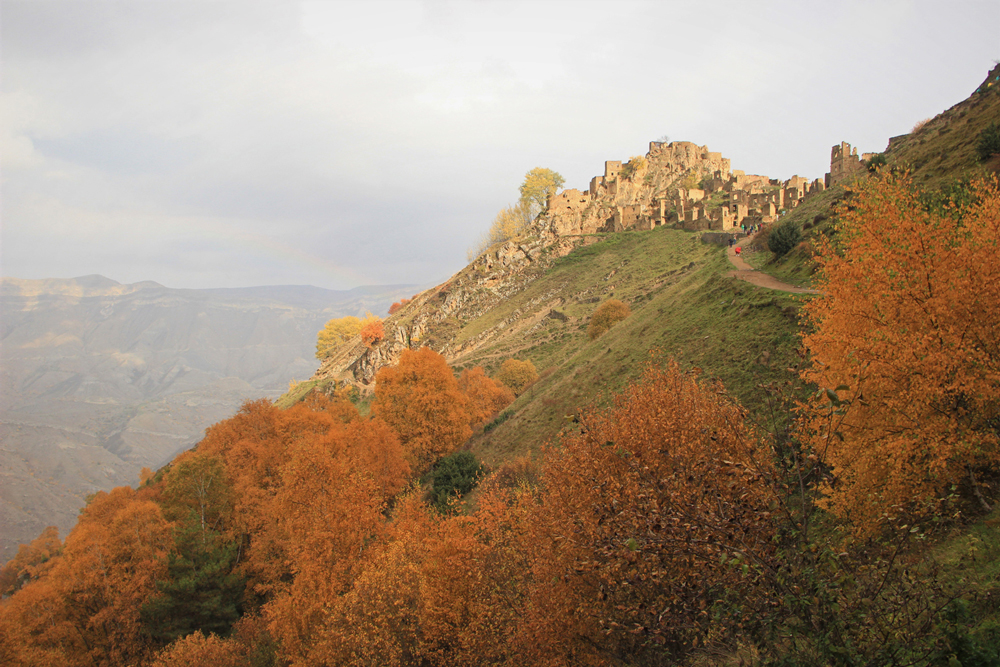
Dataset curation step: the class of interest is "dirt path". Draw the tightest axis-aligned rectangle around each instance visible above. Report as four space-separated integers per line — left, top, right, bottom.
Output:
726 235 820 294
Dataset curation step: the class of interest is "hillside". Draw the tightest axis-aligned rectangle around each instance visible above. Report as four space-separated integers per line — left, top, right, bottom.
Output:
0 276 416 560
749 63 1000 286
4 65 1000 667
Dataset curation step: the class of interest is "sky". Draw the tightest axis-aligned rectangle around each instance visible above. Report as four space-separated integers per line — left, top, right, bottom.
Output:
2 0 998 291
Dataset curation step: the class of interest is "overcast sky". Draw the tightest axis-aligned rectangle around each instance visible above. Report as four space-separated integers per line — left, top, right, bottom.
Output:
2 0 998 290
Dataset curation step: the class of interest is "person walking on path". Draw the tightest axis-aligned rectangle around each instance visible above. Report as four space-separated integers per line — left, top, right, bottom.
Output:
726 236 819 294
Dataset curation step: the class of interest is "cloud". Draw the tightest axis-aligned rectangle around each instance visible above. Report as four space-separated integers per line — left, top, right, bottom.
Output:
2 0 999 289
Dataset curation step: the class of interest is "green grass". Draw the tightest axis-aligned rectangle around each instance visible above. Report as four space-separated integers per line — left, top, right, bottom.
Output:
454 226 810 467
746 185 847 288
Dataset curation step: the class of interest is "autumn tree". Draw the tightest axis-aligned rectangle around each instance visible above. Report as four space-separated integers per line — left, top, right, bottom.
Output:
519 166 565 214
0 526 62 596
467 200 534 260
801 175 1000 532
373 347 472 475
360 316 385 348
150 631 248 667
519 361 776 663
494 358 538 395
75 489 176 664
587 298 631 339
316 315 362 358
619 155 647 180
458 365 515 428
388 298 411 315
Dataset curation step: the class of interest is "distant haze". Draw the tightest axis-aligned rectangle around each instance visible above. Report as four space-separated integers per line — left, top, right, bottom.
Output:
3 0 999 290
0 275 417 560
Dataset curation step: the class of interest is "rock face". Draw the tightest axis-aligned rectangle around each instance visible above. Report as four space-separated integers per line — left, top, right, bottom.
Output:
313 235 581 389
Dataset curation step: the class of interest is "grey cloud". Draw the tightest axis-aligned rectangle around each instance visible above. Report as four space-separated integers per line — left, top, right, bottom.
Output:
3 0 1000 291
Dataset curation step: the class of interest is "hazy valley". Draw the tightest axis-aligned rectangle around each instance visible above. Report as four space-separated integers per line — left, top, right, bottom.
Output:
0 275 417 559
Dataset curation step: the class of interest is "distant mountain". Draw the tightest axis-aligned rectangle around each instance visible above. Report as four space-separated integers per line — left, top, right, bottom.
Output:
0 275 418 559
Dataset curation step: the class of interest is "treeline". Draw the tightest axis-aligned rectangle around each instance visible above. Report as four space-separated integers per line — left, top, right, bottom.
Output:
2 176 1000 666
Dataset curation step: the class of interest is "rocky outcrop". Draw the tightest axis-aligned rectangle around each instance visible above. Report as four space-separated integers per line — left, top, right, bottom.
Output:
312 235 581 390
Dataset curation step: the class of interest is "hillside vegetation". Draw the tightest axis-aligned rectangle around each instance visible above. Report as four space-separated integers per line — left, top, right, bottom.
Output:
4 67 1000 667
750 63 1000 288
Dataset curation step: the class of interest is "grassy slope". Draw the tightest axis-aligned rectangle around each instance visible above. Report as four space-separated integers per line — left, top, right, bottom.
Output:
750 72 1000 289
448 226 808 467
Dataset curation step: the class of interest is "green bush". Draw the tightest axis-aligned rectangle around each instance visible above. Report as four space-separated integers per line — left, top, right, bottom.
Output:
431 451 484 513
767 219 803 257
587 299 631 340
976 122 1000 161
866 153 887 173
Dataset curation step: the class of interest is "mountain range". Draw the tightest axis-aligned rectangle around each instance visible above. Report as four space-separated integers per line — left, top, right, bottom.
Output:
0 275 417 559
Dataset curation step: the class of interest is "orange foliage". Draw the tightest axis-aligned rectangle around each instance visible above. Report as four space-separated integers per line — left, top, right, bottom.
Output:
801 175 1000 531
0 526 61 596
301 388 360 423
264 437 387 662
458 366 515 428
418 486 534 665
361 317 386 347
373 347 472 475
388 298 411 315
520 362 775 661
150 631 247 667
306 496 431 666
0 486 174 667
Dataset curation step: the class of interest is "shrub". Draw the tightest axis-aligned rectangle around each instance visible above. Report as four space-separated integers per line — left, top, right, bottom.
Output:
458 367 515 428
801 175 1000 533
388 298 410 315
360 318 385 348
619 155 646 180
587 299 630 340
976 122 1000 161
767 219 802 257
431 451 484 512
865 152 887 173
495 359 538 395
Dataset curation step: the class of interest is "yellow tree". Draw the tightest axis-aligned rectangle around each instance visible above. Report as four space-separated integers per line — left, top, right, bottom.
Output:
519 167 565 214
316 315 363 358
801 175 1000 532
494 358 538 395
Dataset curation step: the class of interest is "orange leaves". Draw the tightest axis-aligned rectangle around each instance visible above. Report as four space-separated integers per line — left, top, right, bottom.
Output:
458 366 515 428
522 361 775 661
388 298 411 315
801 175 1000 532
0 526 61 596
373 347 472 475
361 316 386 348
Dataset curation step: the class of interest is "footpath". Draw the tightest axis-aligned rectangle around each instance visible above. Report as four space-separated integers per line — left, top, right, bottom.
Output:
726 235 820 295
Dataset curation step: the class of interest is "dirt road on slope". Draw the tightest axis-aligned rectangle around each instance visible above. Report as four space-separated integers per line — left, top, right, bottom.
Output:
726 236 820 295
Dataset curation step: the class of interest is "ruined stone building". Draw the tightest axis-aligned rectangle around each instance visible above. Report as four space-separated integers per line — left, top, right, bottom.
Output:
542 139 868 238
825 141 876 187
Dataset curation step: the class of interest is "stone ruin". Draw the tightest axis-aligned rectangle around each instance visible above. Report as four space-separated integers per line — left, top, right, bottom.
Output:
541 139 865 238
825 141 876 187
